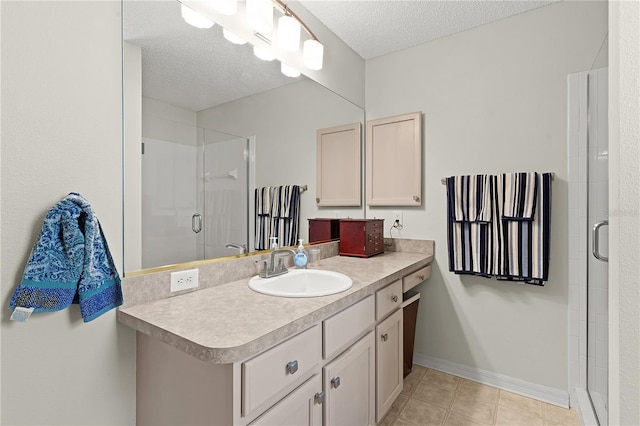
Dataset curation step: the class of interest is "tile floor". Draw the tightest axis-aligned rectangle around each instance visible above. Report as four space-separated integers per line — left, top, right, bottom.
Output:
381 365 581 426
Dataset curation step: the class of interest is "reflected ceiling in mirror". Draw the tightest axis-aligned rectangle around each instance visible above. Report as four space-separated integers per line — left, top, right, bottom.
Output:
123 0 302 112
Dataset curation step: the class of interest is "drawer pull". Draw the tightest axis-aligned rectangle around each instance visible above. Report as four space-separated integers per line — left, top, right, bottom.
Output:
331 377 341 389
381 333 388 342
315 391 325 404
392 295 398 303
418 274 424 281
286 360 299 375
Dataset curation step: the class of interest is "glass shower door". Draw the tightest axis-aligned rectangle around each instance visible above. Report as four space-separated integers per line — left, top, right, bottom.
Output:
586 67 608 425
197 128 250 260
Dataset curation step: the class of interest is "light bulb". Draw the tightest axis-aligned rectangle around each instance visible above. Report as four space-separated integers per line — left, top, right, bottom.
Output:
277 15 301 52
253 46 276 61
303 39 324 70
247 0 273 34
180 4 215 29
281 63 301 78
223 28 247 45
213 0 236 15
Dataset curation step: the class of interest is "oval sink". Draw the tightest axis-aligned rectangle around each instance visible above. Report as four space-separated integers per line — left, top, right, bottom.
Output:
248 269 353 298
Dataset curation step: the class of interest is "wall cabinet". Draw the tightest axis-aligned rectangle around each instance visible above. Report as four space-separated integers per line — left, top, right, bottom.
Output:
316 123 361 206
366 112 422 206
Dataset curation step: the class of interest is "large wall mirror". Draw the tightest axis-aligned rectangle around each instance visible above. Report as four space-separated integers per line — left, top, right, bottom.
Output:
122 0 365 275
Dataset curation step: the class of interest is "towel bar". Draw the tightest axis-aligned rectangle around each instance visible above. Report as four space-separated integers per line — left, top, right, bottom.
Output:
440 172 555 185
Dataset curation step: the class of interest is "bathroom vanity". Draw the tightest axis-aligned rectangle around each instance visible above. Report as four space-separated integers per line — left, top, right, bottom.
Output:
117 240 433 425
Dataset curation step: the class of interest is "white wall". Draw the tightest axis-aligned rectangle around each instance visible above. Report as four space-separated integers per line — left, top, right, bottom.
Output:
197 79 365 243
365 0 607 394
1 2 135 424
608 1 640 424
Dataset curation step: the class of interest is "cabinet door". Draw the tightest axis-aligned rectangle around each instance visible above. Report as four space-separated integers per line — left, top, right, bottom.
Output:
366 112 422 206
323 331 375 426
250 375 323 426
376 309 403 422
316 122 362 206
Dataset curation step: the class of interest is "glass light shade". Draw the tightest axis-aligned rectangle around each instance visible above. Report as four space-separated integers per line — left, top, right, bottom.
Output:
223 29 247 45
213 0 237 15
277 15 301 52
281 63 301 78
303 39 324 70
247 0 273 34
253 46 276 61
180 4 215 29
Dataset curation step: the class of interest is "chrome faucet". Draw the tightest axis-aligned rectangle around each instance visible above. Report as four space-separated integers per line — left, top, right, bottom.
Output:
225 242 247 254
257 248 296 278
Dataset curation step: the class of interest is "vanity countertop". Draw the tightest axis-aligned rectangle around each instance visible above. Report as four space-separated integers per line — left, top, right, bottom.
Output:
117 250 433 364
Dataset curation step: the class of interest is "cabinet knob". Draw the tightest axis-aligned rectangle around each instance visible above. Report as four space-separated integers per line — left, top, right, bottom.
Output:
413 195 420 202
315 391 325 404
381 333 389 342
418 274 424 281
331 377 341 389
316 198 320 203
286 360 299 375
392 295 399 303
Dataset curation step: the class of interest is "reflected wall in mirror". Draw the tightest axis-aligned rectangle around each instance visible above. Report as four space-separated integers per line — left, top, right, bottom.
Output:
123 0 365 275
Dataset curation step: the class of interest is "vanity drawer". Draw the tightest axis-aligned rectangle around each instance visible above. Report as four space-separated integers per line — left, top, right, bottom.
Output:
323 295 375 359
403 265 431 293
376 280 403 321
242 325 321 417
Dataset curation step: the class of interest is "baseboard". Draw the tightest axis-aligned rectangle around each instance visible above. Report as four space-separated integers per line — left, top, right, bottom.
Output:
413 352 570 408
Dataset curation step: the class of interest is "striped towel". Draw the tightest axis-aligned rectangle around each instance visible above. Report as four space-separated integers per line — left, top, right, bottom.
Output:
502 172 538 220
495 173 552 285
254 185 302 250
446 175 493 277
254 186 273 250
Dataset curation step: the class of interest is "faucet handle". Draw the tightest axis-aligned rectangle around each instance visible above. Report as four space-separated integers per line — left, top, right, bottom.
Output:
255 260 268 277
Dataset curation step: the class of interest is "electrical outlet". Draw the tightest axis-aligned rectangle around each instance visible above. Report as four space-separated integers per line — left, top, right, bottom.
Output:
393 211 403 227
170 269 199 292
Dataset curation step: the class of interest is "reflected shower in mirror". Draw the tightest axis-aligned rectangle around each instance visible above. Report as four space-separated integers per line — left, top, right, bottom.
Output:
123 0 365 275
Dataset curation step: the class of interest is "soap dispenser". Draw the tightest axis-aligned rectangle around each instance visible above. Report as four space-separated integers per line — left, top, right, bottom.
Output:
294 239 308 269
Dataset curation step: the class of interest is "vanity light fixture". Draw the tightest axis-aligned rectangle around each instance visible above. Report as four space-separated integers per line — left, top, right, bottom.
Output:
223 28 247 45
277 14 301 52
180 3 215 29
180 0 324 73
213 0 237 16
253 46 276 61
281 62 301 78
247 0 274 34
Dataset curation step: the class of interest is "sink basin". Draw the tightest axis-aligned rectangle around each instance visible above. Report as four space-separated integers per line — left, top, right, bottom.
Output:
248 269 353 298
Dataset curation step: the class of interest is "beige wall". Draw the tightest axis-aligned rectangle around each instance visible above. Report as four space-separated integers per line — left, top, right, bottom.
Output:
1 2 135 424
608 1 640 424
365 1 608 392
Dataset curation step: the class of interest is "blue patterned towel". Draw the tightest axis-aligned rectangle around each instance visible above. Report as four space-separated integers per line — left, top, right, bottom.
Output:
9 193 123 322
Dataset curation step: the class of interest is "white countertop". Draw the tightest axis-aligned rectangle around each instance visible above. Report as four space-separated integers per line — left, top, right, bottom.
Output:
117 250 433 364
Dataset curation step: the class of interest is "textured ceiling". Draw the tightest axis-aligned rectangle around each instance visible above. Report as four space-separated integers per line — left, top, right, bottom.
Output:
300 0 557 60
123 1 299 112
123 0 557 112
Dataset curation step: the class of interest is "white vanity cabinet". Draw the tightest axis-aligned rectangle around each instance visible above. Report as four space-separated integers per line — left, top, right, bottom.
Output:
133 261 431 426
250 375 323 426
376 309 403 421
375 279 404 423
323 331 375 426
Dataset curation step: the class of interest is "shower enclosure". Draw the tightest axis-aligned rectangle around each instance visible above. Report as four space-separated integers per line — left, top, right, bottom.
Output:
141 126 252 269
568 67 608 425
